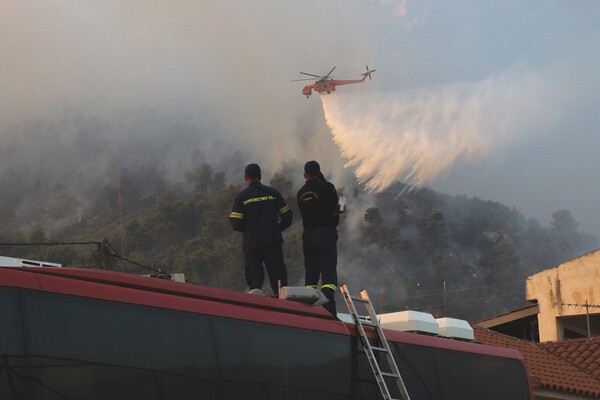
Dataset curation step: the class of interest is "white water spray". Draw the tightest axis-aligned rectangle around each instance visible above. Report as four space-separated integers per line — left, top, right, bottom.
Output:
322 71 549 192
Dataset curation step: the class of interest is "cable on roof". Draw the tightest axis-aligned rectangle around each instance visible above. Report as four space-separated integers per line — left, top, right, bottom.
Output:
561 302 600 309
410 291 524 310
0 240 197 284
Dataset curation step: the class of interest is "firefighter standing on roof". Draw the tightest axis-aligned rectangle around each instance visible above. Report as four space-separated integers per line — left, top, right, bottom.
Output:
229 163 292 297
297 160 339 316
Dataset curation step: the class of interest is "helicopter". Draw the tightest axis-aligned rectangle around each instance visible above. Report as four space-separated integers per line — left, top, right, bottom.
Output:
293 65 376 98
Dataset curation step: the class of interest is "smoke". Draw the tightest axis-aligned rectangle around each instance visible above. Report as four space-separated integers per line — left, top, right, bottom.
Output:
321 68 551 192
0 1 357 224
1 1 599 237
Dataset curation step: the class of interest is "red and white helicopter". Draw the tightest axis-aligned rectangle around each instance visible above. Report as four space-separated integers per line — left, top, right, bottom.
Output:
293 65 376 98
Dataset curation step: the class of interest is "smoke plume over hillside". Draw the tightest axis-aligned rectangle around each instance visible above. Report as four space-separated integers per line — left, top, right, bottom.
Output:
1 1 599 237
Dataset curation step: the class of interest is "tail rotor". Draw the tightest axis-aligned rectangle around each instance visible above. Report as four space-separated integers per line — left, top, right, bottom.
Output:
363 65 376 80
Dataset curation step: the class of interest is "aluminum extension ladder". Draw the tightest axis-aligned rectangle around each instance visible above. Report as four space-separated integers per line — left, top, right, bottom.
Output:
340 285 411 400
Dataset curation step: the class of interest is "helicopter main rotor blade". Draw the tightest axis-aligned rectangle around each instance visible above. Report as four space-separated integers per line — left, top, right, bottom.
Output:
291 78 318 82
325 66 336 78
299 72 323 78
331 69 360 77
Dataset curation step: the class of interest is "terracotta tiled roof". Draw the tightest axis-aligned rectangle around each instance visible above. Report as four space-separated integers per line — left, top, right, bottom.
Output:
543 337 600 381
474 326 600 397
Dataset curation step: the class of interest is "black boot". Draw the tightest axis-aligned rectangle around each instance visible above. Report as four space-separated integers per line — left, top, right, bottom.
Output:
321 288 337 317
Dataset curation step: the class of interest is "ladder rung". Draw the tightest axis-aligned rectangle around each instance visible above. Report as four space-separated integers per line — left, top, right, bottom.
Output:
358 346 386 354
351 296 369 303
371 345 388 352
380 371 398 378
360 320 379 328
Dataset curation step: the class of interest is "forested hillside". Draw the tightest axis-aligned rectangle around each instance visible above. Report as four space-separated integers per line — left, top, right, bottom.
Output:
1 162 597 320
0 111 597 321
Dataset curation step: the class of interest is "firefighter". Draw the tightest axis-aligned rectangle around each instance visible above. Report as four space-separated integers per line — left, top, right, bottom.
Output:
229 163 292 297
297 160 339 316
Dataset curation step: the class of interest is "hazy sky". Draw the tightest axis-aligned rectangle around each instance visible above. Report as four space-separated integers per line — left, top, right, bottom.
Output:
1 1 599 236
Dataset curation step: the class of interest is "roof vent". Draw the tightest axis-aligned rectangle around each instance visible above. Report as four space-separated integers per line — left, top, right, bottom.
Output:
436 317 474 341
279 286 329 306
0 256 62 268
378 310 440 335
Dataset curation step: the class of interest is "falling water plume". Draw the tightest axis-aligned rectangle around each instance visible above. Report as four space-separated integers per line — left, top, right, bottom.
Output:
321 72 547 192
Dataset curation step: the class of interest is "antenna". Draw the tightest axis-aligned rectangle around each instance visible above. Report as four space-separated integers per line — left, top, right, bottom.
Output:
560 300 600 338
117 170 126 259
443 281 447 316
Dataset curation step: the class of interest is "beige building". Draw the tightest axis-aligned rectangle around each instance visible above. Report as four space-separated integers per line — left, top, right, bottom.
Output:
526 249 600 342
476 249 600 398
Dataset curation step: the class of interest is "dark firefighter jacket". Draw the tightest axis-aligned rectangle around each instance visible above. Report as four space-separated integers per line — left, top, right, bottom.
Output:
297 179 339 230
229 181 293 250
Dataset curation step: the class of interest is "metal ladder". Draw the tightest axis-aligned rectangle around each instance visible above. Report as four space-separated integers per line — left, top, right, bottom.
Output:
340 285 411 400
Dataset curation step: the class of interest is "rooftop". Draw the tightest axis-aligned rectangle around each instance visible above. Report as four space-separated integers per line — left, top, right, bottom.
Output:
543 337 600 381
474 326 600 397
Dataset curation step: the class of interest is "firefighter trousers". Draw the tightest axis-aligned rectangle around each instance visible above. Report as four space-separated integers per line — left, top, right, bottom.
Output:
243 245 288 297
302 226 338 315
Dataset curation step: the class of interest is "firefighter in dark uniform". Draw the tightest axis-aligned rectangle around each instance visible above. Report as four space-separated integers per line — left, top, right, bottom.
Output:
229 163 293 297
297 160 339 316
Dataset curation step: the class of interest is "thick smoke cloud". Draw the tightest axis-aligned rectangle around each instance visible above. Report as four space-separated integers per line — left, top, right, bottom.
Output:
1 0 600 237
0 1 373 179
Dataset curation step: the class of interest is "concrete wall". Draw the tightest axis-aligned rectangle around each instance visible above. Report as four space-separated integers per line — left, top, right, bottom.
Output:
526 249 600 342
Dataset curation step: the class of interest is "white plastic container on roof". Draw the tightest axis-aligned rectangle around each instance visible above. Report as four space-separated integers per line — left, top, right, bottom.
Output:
378 310 440 335
436 317 474 341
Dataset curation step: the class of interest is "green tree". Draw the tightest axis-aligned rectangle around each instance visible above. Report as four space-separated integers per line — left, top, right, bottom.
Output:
29 226 47 243
420 211 448 255
193 164 214 198
363 207 383 245
270 172 298 218
42 246 80 266
551 209 578 234
551 209 581 256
